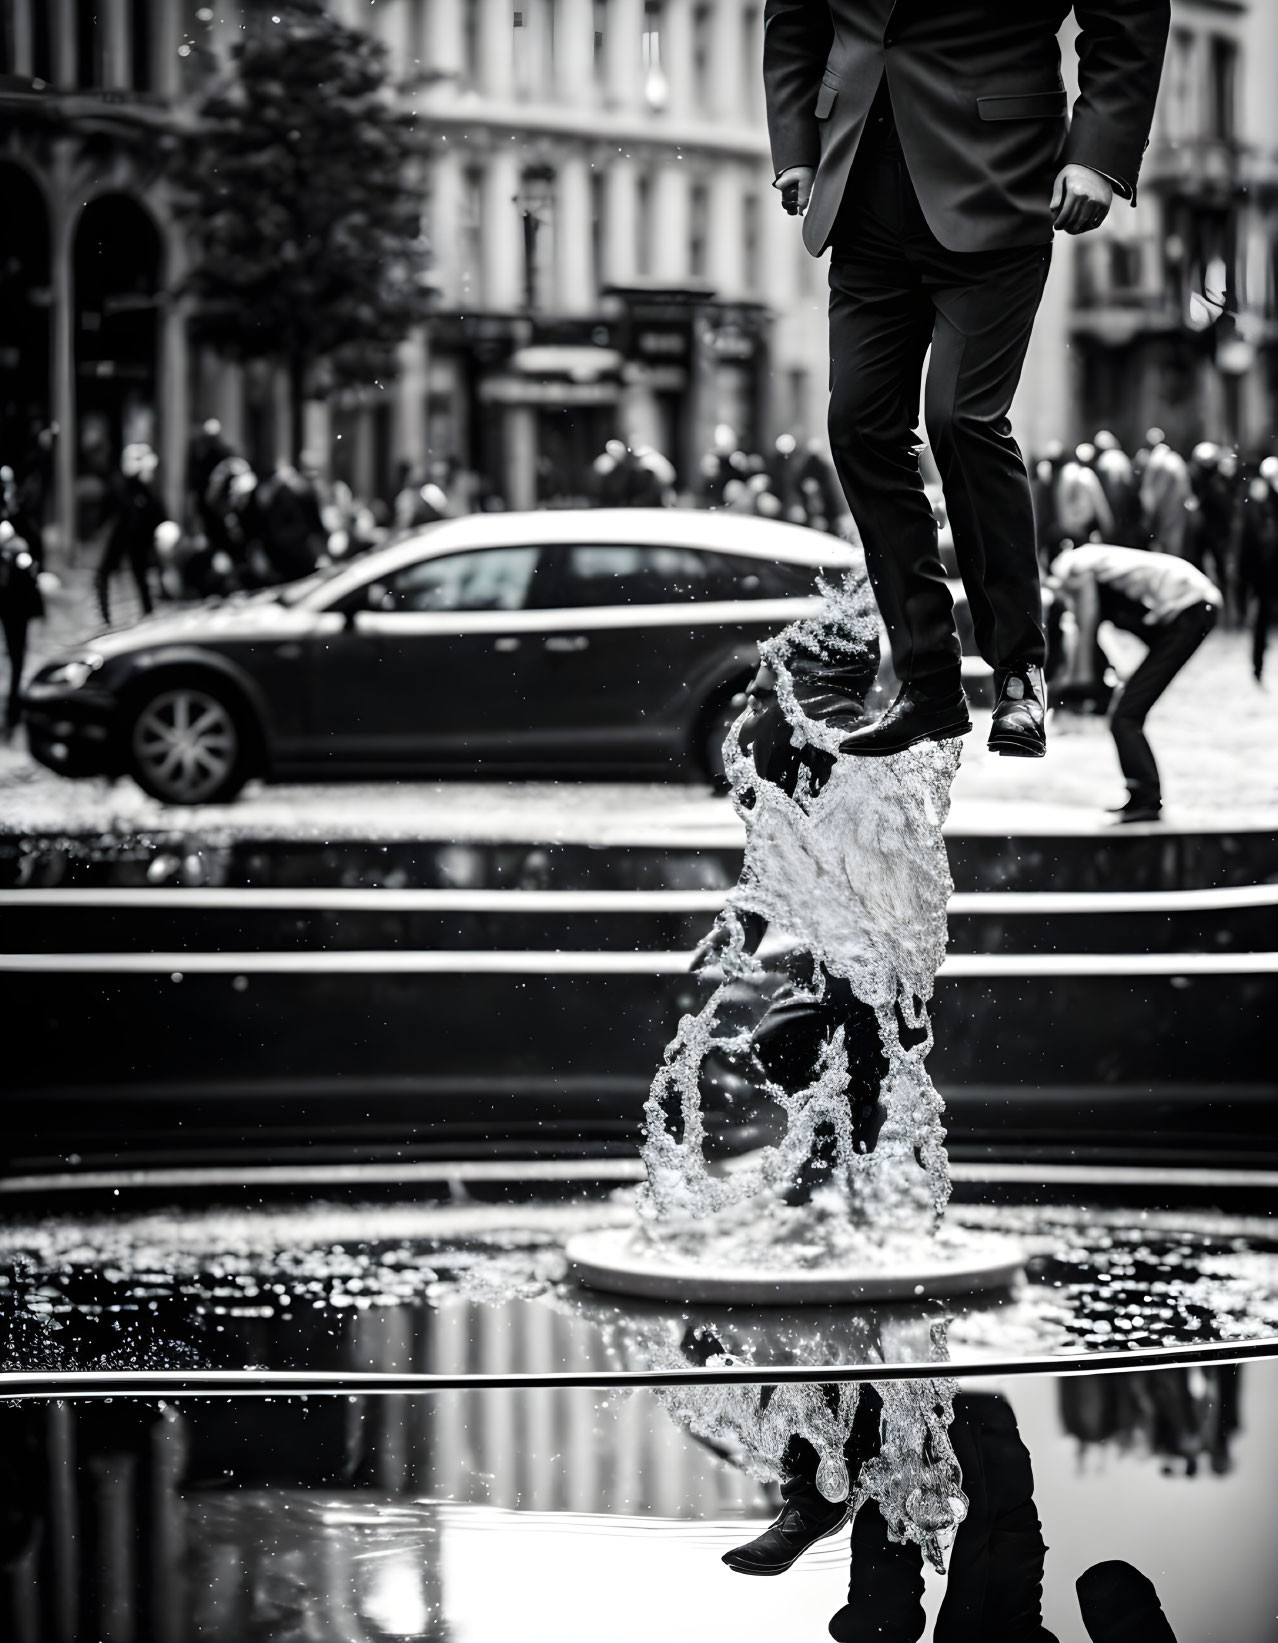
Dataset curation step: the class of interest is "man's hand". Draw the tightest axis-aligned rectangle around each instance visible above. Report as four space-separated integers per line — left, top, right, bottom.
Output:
1051 164 1113 234
774 166 816 216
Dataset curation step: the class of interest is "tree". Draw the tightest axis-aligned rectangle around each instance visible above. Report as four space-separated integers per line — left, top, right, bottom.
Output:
170 1 431 462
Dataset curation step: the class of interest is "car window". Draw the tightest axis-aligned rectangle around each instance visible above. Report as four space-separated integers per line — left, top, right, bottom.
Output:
360 546 541 613
538 544 726 607
722 554 819 598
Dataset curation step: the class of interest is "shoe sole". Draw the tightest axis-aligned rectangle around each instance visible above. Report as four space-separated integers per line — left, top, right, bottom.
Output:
721 1509 852 1575
838 721 972 758
987 735 1046 758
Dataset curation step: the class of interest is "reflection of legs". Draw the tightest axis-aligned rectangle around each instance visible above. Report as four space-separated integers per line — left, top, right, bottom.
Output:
828 1389 926 1643
924 250 1050 673
827 258 958 691
1076 1561 1177 1642
1110 605 1215 807
935 1394 1057 1643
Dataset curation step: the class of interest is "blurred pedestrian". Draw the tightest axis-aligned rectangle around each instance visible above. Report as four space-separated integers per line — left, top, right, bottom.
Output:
253 458 328 583
1240 459 1278 683
0 464 46 733
1051 542 1221 822
1092 431 1143 547
1055 446 1114 546
1139 440 1194 557
95 443 165 624
591 439 675 506
185 417 233 531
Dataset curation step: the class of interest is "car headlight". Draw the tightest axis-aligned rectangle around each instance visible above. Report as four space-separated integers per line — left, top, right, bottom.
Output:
42 654 104 690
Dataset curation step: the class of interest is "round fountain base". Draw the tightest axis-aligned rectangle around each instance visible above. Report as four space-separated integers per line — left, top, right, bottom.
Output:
566 1226 1025 1305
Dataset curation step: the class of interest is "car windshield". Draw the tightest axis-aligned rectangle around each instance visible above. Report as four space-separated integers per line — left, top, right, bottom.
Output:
272 560 361 607
273 525 444 606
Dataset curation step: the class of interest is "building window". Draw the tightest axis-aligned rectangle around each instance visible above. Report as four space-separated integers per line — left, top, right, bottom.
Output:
593 0 607 81
1165 27 1193 143
1109 241 1143 297
787 367 809 434
32 4 54 82
460 165 485 302
1208 35 1237 142
130 0 154 92
463 0 482 86
636 174 653 276
518 165 557 309
741 5 759 106
407 0 429 70
513 4 530 99
643 0 668 110
742 190 760 291
689 182 708 280
692 3 712 108
590 171 605 296
76 0 105 88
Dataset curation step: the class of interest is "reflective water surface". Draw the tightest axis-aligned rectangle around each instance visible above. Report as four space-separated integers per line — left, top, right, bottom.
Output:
2 1196 1277 1377
2 1360 1275 1641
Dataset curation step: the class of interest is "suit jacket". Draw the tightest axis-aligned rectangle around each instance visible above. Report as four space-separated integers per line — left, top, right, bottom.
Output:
763 1 1170 256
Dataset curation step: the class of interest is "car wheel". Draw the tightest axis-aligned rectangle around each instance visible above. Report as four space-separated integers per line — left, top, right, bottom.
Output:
699 688 749 789
127 681 249 805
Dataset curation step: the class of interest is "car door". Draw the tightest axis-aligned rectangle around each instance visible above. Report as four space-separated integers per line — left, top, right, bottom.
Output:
305 544 547 769
516 542 759 767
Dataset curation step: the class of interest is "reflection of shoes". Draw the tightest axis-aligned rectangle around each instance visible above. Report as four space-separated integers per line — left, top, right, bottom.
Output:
722 1498 850 1575
988 662 1046 757
837 683 970 757
1108 797 1162 824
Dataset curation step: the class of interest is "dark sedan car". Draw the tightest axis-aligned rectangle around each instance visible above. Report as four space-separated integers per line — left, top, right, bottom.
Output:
25 509 871 804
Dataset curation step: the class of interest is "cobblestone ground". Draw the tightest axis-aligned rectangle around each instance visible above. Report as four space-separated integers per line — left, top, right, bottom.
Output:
2 560 1275 833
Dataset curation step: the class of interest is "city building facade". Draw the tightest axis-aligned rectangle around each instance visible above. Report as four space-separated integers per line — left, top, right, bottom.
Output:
1014 0 1278 458
0 0 830 539
1 0 1274 548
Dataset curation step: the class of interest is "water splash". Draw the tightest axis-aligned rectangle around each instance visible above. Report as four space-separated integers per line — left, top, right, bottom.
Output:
634 562 969 1559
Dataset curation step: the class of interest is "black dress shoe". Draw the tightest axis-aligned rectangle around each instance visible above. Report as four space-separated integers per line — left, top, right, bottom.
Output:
837 683 970 757
1108 796 1162 824
721 1496 850 1575
988 663 1046 757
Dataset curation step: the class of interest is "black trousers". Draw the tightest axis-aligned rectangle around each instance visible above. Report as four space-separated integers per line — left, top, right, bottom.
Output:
784 1391 1057 1643
1110 601 1216 806
95 532 154 625
827 143 1051 689
1 610 29 724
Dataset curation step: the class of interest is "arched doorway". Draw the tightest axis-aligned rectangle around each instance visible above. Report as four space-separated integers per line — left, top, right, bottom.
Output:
0 163 52 509
73 193 162 529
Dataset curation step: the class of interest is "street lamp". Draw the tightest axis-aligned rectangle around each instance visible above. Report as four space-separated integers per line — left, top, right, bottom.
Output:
514 165 556 312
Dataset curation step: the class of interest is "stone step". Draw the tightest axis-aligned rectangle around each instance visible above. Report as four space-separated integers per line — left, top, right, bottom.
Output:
1 884 1274 955
3 812 1277 893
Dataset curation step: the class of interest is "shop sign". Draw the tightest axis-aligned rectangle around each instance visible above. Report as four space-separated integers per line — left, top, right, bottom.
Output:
636 329 689 359
479 376 619 406
702 324 755 360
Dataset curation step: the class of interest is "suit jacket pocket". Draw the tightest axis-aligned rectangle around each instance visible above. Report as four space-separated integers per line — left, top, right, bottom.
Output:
977 90 1068 121
815 80 837 120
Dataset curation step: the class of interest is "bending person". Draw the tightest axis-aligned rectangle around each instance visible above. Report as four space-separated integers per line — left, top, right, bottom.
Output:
1050 544 1220 823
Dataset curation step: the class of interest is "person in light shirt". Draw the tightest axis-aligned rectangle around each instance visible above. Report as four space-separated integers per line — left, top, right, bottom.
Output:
1050 542 1221 822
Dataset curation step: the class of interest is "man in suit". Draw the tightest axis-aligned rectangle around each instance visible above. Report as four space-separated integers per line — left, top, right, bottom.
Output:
764 2 1170 756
